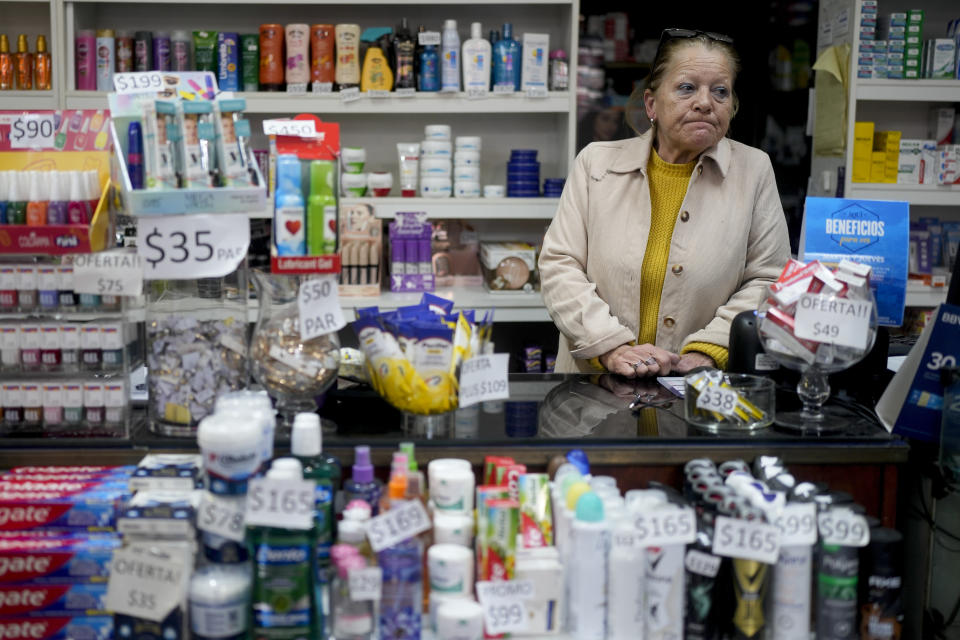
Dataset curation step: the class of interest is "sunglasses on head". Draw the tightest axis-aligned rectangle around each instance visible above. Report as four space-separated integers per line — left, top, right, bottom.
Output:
655 28 735 63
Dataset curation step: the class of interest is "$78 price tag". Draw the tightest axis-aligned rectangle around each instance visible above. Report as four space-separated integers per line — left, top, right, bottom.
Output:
348 567 382 601
633 507 697 547
775 503 818 546
244 477 315 530
695 382 739 417
457 353 510 408
197 492 247 542
712 515 781 565
818 508 871 547
298 275 346 341
9 113 56 149
365 499 431 553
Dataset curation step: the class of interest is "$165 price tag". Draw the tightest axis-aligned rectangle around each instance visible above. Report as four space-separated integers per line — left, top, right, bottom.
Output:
197 492 247 542
458 353 510 408
9 113 56 149
712 515 781 564
137 214 249 280
298 275 346 341
695 383 739 417
633 507 697 547
244 477 315 530
775 503 818 546
818 508 870 547
365 499 431 553
348 567 382 601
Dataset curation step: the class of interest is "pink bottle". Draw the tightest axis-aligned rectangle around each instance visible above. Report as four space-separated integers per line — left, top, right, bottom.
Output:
67 171 90 224
75 30 97 90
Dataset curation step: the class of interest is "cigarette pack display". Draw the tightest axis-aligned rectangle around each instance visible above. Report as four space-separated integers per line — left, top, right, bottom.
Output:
0 536 119 581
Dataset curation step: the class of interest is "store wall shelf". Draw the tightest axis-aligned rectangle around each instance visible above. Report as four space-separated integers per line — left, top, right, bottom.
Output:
846 183 960 207
342 197 559 220
905 282 948 308
0 91 59 110
65 0 572 3
856 79 960 102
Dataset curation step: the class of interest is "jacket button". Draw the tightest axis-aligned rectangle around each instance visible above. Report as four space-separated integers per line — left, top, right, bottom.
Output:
680 210 690 222
698 166 703 175
664 316 676 328
672 265 683 275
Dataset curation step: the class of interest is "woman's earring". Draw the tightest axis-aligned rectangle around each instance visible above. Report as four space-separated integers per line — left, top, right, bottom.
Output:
649 117 655 125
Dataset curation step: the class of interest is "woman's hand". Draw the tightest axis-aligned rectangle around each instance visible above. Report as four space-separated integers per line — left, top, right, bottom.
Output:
599 344 680 378
673 351 716 374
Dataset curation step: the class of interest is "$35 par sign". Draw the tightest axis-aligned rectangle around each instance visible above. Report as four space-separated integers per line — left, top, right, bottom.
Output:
137 214 249 280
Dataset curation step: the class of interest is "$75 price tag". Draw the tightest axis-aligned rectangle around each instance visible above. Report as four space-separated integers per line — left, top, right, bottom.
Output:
348 567 382 601
105 544 191 622
244 477 315 530
9 113 56 149
633 507 697 547
695 382 739 417
775 503 818 546
71 250 144 297
476 580 534 635
365 499 431 553
458 353 510 408
197 492 247 542
818 508 871 547
298 275 346 341
137 214 249 280
712 515 781 565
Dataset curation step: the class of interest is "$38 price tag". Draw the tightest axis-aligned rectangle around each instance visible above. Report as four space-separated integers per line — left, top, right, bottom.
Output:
476 580 534 635
712 515 781 564
9 113 56 149
775 503 818 546
633 507 697 547
818 508 871 547
348 567 382 601
365 499 431 553
794 293 873 351
197 492 246 542
244 477 315 530
458 353 510 408
298 275 346 341
113 71 165 94
695 382 739 417
105 544 191 622
262 119 316 138
71 250 144 297
137 214 249 280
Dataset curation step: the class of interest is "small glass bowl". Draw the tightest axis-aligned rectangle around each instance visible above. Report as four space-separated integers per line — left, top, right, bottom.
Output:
684 372 775 432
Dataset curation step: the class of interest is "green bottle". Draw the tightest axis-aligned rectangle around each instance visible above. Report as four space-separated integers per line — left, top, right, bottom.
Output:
6 171 27 225
251 459 319 640
306 160 337 256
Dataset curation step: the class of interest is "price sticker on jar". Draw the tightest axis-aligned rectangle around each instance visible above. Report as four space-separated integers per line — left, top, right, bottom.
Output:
711 515 781 565
458 353 510 408
197 492 247 542
793 293 873 350
137 214 249 280
775 503 818 546
365 499 432 552
9 113 56 149
297 274 346 341
818 507 871 547
695 382 739 417
244 477 315 530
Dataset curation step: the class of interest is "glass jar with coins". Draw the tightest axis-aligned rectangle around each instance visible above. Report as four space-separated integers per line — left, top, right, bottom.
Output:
249 270 340 430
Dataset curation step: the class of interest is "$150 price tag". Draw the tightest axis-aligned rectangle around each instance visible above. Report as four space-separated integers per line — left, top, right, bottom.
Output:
298 275 346 341
105 544 191 622
262 119 317 138
633 507 697 547
114 71 165 94
775 503 818 546
794 293 873 351
365 499 431 553
9 113 56 149
244 477 315 530
71 250 144 297
818 508 871 547
197 492 247 542
712 515 781 564
458 353 510 408
348 567 382 601
695 383 739 417
137 214 249 280
476 580 534 635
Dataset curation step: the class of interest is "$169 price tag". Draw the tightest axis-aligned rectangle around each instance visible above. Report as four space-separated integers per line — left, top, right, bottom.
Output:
365 499 431 553
348 567 382 601
298 275 346 341
818 508 870 547
695 383 739 417
9 113 56 149
244 477 315 530
775 503 818 546
458 353 510 408
712 515 781 564
633 507 697 547
197 492 247 542
137 214 249 280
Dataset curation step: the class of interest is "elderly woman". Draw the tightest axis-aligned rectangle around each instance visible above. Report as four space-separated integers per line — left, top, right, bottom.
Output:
540 29 790 377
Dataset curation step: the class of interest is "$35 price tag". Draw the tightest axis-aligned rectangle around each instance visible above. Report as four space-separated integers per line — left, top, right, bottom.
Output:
244 477 315 530
137 214 249 280
197 492 246 542
818 508 871 547
476 580 534 635
712 515 781 564
9 113 56 149
298 275 346 341
633 507 697 547
105 544 191 622
348 567 382 601
458 353 510 408
695 382 739 417
365 499 431 553
775 503 818 546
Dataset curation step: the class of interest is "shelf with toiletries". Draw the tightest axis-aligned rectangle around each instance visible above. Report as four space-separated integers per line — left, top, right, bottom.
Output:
0 0 59 108
0 90 58 110
340 197 559 220
905 280 948 307
846 182 960 206
856 78 960 102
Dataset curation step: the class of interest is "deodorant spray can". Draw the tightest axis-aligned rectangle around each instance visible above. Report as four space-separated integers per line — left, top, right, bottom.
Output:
645 544 685 639
860 528 903 639
816 543 859 639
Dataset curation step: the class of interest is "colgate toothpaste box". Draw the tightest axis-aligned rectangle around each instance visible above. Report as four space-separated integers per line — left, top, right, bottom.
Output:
5 467 135 477
0 583 108 616
0 616 112 640
0 537 117 582
0 484 130 532
0 480 130 495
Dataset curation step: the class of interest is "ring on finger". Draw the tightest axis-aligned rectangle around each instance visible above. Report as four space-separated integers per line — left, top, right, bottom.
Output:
631 361 641 372
643 357 657 366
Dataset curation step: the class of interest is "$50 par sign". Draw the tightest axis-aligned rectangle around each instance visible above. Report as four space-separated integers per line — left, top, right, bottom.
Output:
137 214 249 280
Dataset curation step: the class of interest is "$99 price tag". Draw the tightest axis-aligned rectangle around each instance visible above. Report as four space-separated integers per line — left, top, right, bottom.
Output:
197 492 247 542
348 567 382 602
633 507 697 547
818 508 871 547
775 503 818 546
476 580 534 635
695 382 739 417
458 353 510 408
712 515 781 564
244 477 315 530
365 499 432 553
298 275 346 341
9 113 56 149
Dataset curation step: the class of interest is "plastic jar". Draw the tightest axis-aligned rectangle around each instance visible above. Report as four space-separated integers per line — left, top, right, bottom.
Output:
425 124 452 140
454 165 480 182
189 564 252 640
454 150 480 166
197 413 263 495
454 136 481 151
341 172 367 197
483 185 505 198
454 181 480 198
421 177 452 198
422 140 453 157
367 172 393 197
341 147 366 173
421 157 452 177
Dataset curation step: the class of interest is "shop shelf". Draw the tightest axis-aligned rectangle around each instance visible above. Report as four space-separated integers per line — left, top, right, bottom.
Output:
0 90 58 110
65 0 572 4
341 197 559 220
905 281 948 308
855 79 960 103
845 183 960 207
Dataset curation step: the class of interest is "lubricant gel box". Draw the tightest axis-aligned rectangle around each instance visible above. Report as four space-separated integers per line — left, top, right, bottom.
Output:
0 616 112 640
0 583 109 615
0 536 118 583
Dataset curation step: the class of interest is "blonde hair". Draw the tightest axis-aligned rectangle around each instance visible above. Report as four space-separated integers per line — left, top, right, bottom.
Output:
626 35 741 136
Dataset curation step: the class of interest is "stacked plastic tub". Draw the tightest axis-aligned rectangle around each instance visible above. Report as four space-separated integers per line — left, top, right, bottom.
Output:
507 149 540 197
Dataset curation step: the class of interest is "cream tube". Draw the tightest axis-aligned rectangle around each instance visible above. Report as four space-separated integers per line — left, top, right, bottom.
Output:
180 101 214 188
215 98 253 186
284 24 309 84
334 24 361 87
397 142 420 197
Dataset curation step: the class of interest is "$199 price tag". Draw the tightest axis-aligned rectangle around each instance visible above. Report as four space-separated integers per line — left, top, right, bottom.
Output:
712 515 781 564
818 508 871 547
197 492 247 542
775 503 818 546
298 275 346 341
244 477 315 530
365 500 431 553
633 507 697 547
458 353 510 408
348 567 382 602
9 113 56 149
114 71 165 94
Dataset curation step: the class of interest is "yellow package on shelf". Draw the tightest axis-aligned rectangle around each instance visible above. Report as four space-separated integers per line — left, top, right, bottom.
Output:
874 130 902 184
852 121 875 183
870 151 887 183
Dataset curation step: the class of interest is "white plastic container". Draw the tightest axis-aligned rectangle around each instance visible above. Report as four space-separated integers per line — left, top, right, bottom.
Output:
483 185 505 198
428 459 475 513
428 544 474 597
455 136 482 151
197 413 262 495
421 177 452 198
454 165 480 182
569 493 609 640
425 124 452 141
515 546 565 635
367 171 393 197
189 564 252 640
341 172 367 197
461 22 491 95
433 512 474 547
607 523 644 640
454 150 480 166
441 20 461 92
422 140 453 157
341 147 366 173
454 181 480 198
420 157 453 177
436 599 484 640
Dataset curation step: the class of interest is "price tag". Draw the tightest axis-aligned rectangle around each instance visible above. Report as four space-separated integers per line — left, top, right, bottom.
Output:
367 90 390 98
71 250 144 297
298 274 346 340
348 567 382 601
465 88 488 100
418 31 441 46
794 293 873 350
197 492 246 542
312 82 333 94
263 119 317 138
9 113 56 149
818 508 871 547
244 477 315 530
458 353 510 408
286 83 308 94
712 515 781 564
633 507 697 547
695 382 739 417
476 580 534 635
395 88 416 97
775 503 818 546
525 86 548 98
137 213 249 280
685 549 722 578
113 71 165 94
611 529 635 550
365 499 432 553
105 544 191 622
493 84 515 94
340 87 361 103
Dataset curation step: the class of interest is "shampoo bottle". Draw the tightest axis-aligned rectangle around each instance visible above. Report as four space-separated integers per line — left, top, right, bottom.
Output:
307 160 337 255
440 19 460 92
360 34 393 92
274 154 306 256
285 24 310 85
492 23 521 90
393 18 415 90
14 34 32 90
0 35 12 90
334 24 361 89
462 22 491 94
418 44 439 92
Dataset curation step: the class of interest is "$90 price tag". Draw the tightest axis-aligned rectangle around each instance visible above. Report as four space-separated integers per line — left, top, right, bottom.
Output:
298 275 346 341
137 214 250 280
365 499 431 553
818 508 871 547
244 477 315 530
458 353 510 408
197 492 247 542
9 113 56 149
775 503 818 546
105 544 191 622
695 383 739 417
633 507 697 547
712 515 781 564
348 567 382 601
113 71 165 94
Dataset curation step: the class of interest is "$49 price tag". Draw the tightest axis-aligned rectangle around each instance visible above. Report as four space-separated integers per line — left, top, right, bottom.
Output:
197 492 247 542
114 71 165 94
137 214 249 280
476 580 534 635
695 383 739 417
794 293 873 351
365 499 431 553
348 567 382 601
633 507 697 547
712 515 781 564
818 508 871 547
298 275 346 341
458 353 510 408
775 503 818 546
244 477 315 530
9 113 56 149
105 544 191 622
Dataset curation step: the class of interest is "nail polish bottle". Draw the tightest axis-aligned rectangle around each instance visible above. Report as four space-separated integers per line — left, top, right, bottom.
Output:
63 381 83 426
40 323 61 371
79 291 100 309
83 381 104 428
100 322 123 369
0 266 18 310
0 325 18 371
19 323 40 371
59 324 79 372
25 171 49 226
37 265 59 311
21 381 41 429
2 382 22 429
57 265 77 310
80 323 101 371
67 171 90 225
42 382 63 430
46 172 70 225
17 265 37 312
104 380 125 427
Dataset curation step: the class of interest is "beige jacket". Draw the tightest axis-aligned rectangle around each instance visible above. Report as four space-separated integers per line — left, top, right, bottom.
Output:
539 130 791 374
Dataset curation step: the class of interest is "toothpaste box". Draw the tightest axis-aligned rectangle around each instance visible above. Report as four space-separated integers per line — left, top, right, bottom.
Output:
117 491 200 539
0 583 109 616
128 455 203 493
6 467 135 477
0 616 112 640
930 39 957 78
0 489 126 532
0 536 118 583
